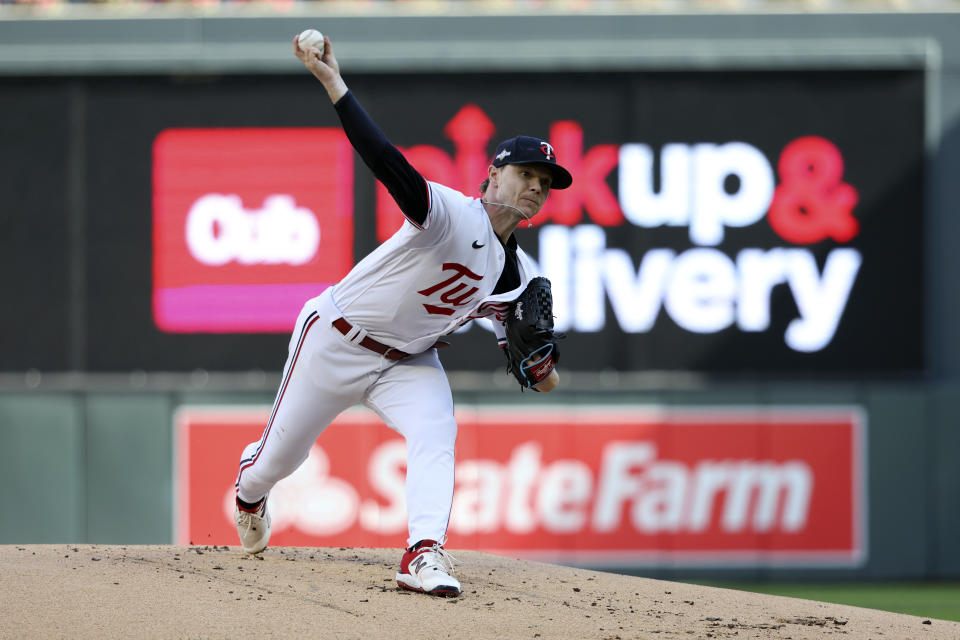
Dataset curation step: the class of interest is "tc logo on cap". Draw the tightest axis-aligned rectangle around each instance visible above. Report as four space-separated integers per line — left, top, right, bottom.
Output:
489 135 573 189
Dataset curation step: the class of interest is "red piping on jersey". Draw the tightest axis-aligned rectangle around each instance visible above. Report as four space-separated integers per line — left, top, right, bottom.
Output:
404 214 425 231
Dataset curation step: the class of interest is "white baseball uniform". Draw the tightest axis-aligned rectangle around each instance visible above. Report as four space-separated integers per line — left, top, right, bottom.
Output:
235 180 538 546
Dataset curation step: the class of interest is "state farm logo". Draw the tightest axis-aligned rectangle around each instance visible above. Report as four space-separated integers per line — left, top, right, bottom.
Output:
179 406 865 567
224 438 813 538
377 106 864 353
152 128 354 333
186 194 320 266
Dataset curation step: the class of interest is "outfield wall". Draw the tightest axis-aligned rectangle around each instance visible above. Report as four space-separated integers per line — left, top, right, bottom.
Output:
2 383 957 581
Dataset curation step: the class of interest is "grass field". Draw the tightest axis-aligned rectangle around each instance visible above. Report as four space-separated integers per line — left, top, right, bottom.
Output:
697 582 960 622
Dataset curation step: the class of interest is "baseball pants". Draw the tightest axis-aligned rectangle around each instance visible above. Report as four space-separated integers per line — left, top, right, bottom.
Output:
235 289 457 547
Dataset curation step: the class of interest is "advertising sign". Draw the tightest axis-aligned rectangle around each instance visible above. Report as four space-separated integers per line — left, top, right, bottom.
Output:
379 108 874 358
28 68 916 373
152 128 355 332
176 404 866 567
136 70 923 373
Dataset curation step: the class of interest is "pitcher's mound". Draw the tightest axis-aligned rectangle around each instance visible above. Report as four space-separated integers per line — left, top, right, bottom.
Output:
3 545 956 639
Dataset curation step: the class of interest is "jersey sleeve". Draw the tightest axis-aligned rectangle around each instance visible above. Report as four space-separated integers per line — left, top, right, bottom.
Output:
334 91 430 227
414 180 468 242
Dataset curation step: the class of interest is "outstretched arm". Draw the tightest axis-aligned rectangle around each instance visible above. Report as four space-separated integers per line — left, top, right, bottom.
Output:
293 33 429 226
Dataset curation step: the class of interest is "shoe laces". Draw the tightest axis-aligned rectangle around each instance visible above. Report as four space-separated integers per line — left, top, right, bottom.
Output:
236 511 260 537
420 542 459 575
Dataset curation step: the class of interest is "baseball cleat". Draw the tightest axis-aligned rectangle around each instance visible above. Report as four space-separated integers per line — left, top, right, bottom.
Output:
396 540 462 597
234 496 271 554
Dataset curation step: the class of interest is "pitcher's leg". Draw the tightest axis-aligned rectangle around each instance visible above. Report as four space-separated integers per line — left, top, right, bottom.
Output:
364 349 457 548
235 309 365 504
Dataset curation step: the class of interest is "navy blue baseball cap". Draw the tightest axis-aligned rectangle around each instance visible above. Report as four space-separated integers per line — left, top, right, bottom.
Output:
491 136 573 190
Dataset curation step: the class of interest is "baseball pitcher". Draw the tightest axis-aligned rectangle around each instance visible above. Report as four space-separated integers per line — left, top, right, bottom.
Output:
232 31 572 597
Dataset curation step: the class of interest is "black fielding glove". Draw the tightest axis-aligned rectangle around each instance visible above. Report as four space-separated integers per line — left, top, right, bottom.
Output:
503 277 563 390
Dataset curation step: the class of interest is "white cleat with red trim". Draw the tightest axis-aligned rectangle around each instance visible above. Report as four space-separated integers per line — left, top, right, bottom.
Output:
396 540 461 597
234 496 271 554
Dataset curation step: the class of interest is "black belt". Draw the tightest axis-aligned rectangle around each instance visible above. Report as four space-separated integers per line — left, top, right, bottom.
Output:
332 317 411 361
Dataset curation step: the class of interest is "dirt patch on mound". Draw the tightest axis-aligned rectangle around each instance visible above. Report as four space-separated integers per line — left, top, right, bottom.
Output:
2 545 955 639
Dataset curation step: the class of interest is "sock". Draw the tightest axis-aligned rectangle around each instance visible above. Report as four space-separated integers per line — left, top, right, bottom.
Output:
236 496 264 513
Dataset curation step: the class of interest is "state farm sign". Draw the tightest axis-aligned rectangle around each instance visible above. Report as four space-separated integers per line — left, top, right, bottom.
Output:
152 128 355 333
176 405 866 567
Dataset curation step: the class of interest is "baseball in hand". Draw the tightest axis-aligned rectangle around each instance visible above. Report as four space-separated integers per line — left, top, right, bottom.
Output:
298 29 325 55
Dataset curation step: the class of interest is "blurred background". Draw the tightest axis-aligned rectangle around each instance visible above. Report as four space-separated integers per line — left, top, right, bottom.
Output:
1 0 958 621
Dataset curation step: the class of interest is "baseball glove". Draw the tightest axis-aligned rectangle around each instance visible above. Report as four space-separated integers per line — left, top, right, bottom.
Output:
503 277 563 390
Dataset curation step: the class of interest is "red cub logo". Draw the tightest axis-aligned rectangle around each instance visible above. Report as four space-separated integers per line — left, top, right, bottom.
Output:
152 127 355 334
417 263 483 315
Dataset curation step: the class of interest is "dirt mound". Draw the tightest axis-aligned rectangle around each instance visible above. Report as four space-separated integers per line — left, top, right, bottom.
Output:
3 545 956 639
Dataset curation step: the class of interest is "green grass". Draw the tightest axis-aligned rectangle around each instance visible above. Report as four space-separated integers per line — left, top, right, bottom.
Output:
690 582 960 622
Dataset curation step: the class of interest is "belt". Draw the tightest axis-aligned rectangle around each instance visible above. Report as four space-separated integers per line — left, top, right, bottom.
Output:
332 317 411 361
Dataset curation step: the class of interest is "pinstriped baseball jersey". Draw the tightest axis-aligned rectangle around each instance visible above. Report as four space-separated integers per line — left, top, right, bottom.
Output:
234 55 571 562
329 181 539 354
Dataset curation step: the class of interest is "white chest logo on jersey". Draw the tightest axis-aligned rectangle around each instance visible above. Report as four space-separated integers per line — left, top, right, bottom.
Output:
417 263 484 316
514 302 524 320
